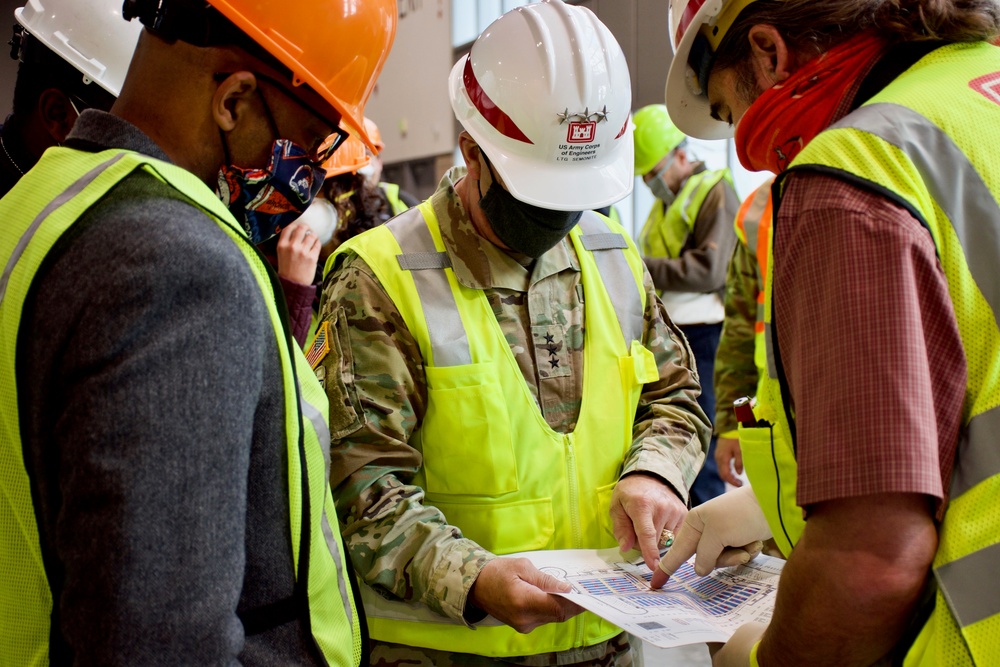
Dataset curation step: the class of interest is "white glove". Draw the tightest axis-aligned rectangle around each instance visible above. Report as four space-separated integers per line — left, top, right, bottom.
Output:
655 485 772 581
712 621 768 667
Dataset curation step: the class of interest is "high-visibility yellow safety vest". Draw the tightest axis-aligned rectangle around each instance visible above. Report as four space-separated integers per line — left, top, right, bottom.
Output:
379 181 410 216
763 42 1000 664
331 203 660 657
0 148 362 666
638 168 732 261
731 178 806 558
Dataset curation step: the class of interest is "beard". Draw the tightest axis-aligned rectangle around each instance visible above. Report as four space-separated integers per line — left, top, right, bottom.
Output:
733 58 767 110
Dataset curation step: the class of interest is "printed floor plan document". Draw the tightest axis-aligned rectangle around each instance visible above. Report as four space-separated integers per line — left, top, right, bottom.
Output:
518 548 784 648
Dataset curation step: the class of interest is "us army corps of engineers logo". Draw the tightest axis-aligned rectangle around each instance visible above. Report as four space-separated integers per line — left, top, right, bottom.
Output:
556 106 608 162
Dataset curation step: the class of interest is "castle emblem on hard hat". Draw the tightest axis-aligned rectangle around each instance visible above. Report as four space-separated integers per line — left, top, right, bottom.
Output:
559 106 608 144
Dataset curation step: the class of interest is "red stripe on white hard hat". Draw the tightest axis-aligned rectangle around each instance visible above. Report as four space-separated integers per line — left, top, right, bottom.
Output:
463 57 534 145
676 0 708 45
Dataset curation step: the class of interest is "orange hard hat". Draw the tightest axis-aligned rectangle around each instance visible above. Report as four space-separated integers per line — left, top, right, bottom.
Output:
364 117 385 154
322 133 370 178
207 0 396 152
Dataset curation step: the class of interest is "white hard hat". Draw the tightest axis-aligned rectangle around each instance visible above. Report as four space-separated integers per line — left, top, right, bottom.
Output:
15 0 143 97
449 0 633 211
665 0 759 140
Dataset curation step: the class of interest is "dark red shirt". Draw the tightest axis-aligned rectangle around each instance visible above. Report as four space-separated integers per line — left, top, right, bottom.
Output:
774 172 967 519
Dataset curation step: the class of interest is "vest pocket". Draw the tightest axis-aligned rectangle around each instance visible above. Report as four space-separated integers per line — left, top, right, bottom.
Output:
595 481 619 543
421 362 518 497
430 497 555 554
738 421 802 555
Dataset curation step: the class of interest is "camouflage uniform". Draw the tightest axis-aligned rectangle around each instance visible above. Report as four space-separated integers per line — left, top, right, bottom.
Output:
712 178 773 436
712 240 760 435
315 167 711 665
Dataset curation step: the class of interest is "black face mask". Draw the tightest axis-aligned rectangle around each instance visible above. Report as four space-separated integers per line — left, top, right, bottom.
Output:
477 159 582 259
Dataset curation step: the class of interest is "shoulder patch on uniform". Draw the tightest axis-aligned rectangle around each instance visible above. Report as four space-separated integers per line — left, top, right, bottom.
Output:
305 320 331 370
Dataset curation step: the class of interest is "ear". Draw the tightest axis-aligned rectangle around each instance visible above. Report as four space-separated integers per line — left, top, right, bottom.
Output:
37 89 76 143
212 71 259 132
674 146 689 168
457 131 482 180
747 24 794 88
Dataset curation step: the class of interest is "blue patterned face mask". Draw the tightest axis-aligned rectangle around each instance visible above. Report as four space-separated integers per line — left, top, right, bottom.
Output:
216 139 326 244
213 72 346 244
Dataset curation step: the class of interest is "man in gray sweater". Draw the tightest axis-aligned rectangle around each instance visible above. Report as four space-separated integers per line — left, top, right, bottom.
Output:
0 0 395 664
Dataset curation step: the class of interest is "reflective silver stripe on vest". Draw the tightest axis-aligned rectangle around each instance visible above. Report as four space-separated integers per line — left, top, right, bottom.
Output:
580 233 627 251
953 403 1000 497
300 393 332 482
388 209 472 367
299 387 354 628
322 507 354 629
0 152 127 306
935 540 1000 627
578 212 644 345
397 252 451 271
832 103 1000 331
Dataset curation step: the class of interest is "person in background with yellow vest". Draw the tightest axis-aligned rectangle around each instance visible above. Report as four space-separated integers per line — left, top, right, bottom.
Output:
0 0 140 196
633 103 739 506
0 0 396 664
357 116 421 217
712 177 774 488
654 0 1000 665
314 1 710 665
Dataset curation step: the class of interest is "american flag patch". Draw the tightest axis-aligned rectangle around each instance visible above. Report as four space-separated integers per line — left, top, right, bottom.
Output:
305 321 331 369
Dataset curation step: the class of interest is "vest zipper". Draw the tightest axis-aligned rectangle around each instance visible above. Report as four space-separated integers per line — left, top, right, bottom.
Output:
565 435 582 549
565 434 586 649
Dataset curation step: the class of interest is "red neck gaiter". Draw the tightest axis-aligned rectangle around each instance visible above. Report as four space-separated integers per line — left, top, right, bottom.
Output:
735 32 887 174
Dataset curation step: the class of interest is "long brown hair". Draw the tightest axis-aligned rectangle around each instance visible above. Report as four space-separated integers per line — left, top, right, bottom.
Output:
714 0 1000 72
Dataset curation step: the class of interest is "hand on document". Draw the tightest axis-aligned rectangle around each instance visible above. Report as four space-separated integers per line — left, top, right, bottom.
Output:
651 485 771 588
609 472 687 573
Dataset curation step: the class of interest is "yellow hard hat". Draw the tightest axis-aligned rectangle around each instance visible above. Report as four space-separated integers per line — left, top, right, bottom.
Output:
124 0 397 152
632 104 686 176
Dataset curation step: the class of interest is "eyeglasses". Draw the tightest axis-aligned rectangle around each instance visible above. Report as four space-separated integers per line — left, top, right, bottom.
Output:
214 71 350 165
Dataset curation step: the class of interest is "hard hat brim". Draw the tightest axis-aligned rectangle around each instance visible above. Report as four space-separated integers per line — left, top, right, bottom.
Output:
489 145 635 212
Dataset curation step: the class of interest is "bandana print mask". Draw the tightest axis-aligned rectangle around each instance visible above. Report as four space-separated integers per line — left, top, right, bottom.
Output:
217 139 326 243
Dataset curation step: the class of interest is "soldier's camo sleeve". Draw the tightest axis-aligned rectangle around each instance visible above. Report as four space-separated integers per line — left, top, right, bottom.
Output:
621 269 713 504
315 252 492 623
714 242 762 435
